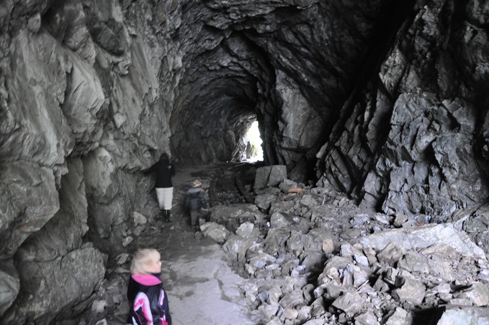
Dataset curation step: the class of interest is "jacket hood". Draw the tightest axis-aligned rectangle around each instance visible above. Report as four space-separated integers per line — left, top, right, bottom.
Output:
131 274 162 286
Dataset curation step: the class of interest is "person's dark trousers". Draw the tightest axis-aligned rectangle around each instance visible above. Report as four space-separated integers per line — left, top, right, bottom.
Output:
190 210 200 227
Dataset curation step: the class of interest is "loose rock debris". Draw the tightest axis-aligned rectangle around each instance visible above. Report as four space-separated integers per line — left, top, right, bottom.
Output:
198 165 489 325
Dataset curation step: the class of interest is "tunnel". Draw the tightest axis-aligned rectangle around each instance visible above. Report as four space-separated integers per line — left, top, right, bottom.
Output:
169 32 272 166
2 0 489 323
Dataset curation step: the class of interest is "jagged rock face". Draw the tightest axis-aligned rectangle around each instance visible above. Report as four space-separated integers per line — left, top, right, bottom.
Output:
0 0 489 323
173 0 489 217
316 0 489 217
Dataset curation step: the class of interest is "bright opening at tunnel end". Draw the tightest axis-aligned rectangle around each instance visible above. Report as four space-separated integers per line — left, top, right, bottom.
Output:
244 121 263 162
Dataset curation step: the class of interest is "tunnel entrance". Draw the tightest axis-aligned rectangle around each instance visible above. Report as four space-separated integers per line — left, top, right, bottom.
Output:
243 121 263 162
234 120 263 163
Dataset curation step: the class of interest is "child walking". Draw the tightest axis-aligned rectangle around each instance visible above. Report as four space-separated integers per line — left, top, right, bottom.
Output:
127 248 172 325
185 179 207 231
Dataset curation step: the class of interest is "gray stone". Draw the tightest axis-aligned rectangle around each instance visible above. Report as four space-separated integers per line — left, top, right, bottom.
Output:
0 162 60 260
310 297 326 317
15 158 88 262
398 251 430 274
436 306 489 325
302 319 326 325
340 243 353 257
267 286 283 305
133 211 147 225
297 305 312 322
377 243 406 266
449 298 474 306
391 277 426 305
270 211 293 228
455 282 489 307
254 166 287 190
255 193 278 210
262 228 291 256
258 303 279 320
373 277 389 293
393 215 409 227
427 256 456 282
200 222 231 244
279 179 298 193
429 283 451 298
269 201 296 215
248 252 277 269
349 264 371 288
350 214 370 227
353 224 486 259
279 289 304 309
300 251 324 273
283 308 298 320
209 204 261 231
354 254 370 267
302 283 315 304
384 307 410 325
222 234 254 261
300 195 317 208
0 260 20 316
478 269 489 282
2 247 106 323
354 311 379 325
331 291 365 316
318 256 352 284
287 231 320 255
27 13 41 33
236 222 259 238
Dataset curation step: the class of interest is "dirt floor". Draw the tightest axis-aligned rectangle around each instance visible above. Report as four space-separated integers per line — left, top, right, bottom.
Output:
125 163 262 325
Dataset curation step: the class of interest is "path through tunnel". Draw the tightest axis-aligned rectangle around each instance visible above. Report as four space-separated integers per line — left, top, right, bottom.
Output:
170 32 277 167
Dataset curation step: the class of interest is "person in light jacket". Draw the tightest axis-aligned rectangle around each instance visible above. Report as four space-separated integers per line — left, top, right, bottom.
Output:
184 179 207 230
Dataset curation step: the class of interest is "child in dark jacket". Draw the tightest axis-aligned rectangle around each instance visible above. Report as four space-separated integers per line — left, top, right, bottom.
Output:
127 248 172 325
184 179 207 230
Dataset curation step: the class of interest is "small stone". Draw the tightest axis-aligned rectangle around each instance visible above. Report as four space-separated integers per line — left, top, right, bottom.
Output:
283 308 298 320
331 291 365 316
456 282 489 306
322 238 335 254
384 307 410 325
392 278 425 305
91 300 107 313
122 236 133 247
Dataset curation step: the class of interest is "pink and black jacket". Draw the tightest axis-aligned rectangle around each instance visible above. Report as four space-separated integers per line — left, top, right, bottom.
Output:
127 273 171 325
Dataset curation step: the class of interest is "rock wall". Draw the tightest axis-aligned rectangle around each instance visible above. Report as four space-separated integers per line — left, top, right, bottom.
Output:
316 0 489 216
0 0 178 322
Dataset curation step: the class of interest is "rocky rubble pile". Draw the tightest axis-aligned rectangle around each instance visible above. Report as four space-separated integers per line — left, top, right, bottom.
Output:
200 166 489 325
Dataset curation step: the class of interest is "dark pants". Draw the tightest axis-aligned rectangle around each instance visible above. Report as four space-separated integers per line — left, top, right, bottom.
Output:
190 209 200 226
